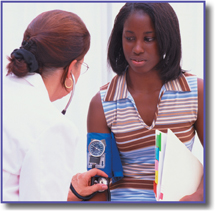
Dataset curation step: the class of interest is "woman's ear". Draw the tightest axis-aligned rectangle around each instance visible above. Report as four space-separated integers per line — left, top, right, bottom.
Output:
67 60 78 78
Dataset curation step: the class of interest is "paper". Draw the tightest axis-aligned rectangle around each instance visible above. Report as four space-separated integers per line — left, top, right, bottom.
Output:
154 129 203 201
154 130 167 200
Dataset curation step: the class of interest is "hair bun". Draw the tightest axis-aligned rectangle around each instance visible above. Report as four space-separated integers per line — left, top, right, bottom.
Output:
11 48 38 73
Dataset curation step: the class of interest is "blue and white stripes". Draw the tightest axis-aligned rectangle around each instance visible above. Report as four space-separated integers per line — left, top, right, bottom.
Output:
100 72 198 201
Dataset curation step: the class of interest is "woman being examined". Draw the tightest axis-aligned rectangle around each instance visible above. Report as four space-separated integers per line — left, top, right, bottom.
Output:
3 10 107 201
87 3 204 201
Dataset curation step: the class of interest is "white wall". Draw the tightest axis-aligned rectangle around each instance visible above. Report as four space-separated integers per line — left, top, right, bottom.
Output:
2 2 204 173
170 2 204 165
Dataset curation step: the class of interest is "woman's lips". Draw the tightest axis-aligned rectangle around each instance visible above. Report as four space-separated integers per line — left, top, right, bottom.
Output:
131 59 146 66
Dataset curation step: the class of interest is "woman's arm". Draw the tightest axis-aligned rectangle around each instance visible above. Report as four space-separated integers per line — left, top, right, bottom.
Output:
68 93 111 201
194 78 204 146
180 78 204 201
87 92 111 133
86 92 111 201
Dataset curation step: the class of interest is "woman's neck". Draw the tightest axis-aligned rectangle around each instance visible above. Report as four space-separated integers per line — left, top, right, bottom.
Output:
42 68 67 102
126 68 163 94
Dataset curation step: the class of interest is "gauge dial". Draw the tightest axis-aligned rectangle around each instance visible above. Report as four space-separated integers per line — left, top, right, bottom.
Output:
88 140 105 157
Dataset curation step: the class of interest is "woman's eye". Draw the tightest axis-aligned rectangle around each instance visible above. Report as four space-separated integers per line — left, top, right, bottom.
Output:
125 36 135 41
144 37 155 42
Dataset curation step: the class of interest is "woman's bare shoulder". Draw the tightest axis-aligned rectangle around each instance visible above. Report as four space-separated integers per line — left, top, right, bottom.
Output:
87 91 110 133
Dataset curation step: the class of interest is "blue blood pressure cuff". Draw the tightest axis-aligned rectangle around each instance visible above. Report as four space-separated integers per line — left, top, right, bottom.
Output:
87 132 123 184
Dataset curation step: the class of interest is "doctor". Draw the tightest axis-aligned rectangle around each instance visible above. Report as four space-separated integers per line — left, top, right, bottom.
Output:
3 9 107 201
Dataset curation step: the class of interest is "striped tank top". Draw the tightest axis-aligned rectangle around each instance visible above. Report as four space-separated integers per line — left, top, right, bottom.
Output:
100 72 198 202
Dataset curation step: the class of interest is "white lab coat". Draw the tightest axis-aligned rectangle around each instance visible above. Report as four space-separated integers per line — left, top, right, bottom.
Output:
3 73 80 201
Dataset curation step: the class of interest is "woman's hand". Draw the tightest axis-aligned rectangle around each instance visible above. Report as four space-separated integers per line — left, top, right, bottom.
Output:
179 190 203 201
179 176 204 201
67 168 108 201
180 192 203 201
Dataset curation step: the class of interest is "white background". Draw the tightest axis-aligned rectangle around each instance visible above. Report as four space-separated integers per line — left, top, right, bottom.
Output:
1 0 213 210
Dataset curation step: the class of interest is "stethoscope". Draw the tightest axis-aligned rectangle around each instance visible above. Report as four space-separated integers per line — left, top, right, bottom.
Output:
61 74 76 115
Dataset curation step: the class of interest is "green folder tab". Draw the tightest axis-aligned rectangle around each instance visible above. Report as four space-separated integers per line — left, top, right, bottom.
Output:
156 133 161 151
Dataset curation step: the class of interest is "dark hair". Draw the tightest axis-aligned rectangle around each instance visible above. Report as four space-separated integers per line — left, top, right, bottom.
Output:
107 3 182 82
7 9 90 85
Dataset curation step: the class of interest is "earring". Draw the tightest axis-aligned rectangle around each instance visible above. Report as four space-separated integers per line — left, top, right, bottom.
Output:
65 78 73 89
163 53 166 60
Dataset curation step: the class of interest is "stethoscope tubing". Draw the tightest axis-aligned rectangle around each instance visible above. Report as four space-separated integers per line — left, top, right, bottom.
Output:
61 74 76 115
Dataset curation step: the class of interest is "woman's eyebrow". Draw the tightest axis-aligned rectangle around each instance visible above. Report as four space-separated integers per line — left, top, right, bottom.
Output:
124 30 154 34
124 30 134 34
144 31 154 34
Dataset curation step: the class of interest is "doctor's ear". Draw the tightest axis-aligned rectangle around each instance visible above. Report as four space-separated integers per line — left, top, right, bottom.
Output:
67 60 78 78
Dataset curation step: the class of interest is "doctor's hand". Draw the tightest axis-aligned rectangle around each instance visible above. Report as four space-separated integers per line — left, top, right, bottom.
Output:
67 168 108 201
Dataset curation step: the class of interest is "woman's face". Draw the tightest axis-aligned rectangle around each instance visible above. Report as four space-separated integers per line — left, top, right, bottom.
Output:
122 10 160 75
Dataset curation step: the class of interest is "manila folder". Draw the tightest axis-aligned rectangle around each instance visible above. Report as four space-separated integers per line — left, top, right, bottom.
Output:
161 129 203 201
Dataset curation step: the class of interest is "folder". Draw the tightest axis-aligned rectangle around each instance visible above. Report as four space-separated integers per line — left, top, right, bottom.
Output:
154 129 203 201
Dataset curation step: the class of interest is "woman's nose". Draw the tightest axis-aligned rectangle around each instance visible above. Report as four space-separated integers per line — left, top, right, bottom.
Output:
133 41 144 55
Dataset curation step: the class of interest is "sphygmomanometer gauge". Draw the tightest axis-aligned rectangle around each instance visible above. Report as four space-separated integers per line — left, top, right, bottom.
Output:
88 139 105 157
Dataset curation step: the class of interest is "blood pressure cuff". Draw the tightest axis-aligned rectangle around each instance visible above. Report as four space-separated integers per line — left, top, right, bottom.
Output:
87 132 123 184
